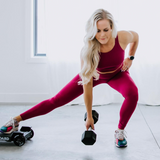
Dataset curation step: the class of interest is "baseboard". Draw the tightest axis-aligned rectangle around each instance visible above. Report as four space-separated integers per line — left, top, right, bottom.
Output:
0 93 50 103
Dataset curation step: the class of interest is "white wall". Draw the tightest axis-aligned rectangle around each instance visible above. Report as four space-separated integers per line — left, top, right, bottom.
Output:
0 0 50 103
4 0 157 104
0 0 125 104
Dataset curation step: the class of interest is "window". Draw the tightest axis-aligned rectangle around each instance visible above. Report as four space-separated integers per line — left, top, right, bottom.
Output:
34 0 46 56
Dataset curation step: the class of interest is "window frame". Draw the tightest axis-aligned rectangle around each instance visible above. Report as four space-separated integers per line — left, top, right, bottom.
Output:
34 0 46 57
25 0 47 63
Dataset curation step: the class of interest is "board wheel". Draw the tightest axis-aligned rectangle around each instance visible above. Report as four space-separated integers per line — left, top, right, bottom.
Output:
13 135 25 146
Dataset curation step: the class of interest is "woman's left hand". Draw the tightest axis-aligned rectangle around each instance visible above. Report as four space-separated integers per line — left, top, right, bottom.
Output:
121 58 133 72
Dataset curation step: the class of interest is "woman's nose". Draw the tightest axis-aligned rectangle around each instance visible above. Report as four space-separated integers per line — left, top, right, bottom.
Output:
100 31 105 37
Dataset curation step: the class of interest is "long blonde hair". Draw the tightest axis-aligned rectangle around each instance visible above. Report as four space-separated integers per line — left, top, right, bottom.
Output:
79 9 117 85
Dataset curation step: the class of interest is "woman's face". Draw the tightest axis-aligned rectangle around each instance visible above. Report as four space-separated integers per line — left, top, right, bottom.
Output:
95 19 112 45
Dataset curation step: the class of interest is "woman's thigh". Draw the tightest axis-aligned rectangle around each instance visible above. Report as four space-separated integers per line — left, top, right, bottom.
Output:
107 71 138 98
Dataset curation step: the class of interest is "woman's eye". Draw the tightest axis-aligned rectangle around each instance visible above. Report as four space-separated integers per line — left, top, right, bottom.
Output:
97 29 108 33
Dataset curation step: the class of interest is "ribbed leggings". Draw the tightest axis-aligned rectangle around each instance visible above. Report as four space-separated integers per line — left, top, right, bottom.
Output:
20 70 138 129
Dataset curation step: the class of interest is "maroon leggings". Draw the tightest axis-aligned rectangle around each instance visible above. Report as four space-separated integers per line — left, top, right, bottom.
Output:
20 69 138 129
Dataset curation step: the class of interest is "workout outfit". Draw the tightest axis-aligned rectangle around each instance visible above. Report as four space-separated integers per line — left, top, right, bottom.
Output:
1 36 138 147
20 35 138 130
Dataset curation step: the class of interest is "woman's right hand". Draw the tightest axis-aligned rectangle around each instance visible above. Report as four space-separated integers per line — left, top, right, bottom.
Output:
85 117 95 130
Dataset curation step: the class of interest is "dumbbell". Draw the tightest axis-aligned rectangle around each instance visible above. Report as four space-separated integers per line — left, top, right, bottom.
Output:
81 110 99 145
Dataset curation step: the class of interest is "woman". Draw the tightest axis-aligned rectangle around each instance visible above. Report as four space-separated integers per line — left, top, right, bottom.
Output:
1 9 139 148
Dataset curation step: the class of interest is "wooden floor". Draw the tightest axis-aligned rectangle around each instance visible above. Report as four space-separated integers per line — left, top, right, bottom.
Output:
0 103 160 160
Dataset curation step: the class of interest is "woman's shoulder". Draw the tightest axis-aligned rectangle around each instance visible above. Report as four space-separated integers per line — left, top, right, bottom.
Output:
117 31 130 50
118 30 131 43
118 30 138 43
117 30 134 49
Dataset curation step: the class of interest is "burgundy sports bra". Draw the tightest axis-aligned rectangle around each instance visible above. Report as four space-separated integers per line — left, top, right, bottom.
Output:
97 35 124 74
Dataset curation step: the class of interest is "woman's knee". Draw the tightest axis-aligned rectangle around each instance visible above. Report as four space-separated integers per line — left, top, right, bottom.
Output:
124 84 139 101
133 85 139 101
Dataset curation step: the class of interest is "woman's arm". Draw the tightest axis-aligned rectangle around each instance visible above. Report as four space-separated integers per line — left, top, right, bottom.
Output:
125 31 139 57
81 59 94 130
118 30 139 71
118 30 139 54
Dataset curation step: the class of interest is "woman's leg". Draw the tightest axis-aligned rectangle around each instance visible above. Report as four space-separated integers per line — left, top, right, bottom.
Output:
1 74 84 133
19 74 104 121
107 71 138 130
20 74 83 120
0 74 103 133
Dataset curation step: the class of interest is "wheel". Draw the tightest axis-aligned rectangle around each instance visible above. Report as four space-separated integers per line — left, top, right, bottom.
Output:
27 129 34 140
13 135 25 146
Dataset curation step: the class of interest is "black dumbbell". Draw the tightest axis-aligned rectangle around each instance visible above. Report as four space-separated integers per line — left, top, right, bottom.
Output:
81 110 99 145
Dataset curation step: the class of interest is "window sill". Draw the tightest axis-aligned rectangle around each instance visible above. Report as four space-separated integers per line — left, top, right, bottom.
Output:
25 55 47 64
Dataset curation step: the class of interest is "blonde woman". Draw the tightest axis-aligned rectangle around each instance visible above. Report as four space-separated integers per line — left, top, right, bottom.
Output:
1 9 139 148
